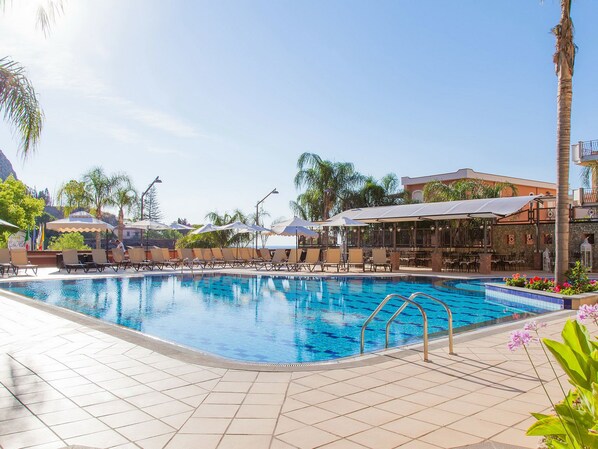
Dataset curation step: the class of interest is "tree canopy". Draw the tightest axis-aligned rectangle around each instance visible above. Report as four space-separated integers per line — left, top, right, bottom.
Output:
0 175 45 246
423 179 517 203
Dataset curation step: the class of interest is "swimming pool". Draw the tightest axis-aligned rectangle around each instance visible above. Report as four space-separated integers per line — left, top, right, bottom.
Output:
0 274 553 363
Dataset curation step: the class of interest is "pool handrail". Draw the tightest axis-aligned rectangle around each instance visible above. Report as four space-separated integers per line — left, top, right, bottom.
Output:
407 292 454 355
360 293 429 362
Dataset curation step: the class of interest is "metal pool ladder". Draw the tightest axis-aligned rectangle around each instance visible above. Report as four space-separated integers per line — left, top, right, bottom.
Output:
359 292 454 362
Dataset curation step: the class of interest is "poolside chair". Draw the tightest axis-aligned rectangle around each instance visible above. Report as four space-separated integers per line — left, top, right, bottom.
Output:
90 249 118 272
238 247 252 266
222 248 244 267
178 248 197 269
112 247 130 270
265 248 288 271
162 248 181 266
0 248 14 276
10 249 38 275
150 248 178 270
61 249 88 273
371 248 392 272
210 248 226 267
128 248 152 271
190 248 209 268
323 248 342 272
286 248 302 271
347 248 365 272
249 248 263 266
298 248 323 272
255 248 272 270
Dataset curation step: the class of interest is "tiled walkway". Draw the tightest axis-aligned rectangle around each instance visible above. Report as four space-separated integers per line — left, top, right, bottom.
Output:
0 269 580 449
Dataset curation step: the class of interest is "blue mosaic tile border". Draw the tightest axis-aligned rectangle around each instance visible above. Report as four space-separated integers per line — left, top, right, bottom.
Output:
486 284 564 311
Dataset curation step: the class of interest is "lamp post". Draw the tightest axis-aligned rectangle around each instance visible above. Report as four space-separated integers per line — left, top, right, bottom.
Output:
139 176 162 246
255 188 278 249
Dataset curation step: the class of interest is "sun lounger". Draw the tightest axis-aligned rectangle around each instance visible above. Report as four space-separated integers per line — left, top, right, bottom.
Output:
191 248 210 267
0 248 14 276
323 248 342 272
112 247 130 270
90 249 118 272
162 248 181 266
178 248 198 268
347 248 365 272
238 247 252 266
371 248 392 272
61 249 88 273
210 248 226 266
286 248 302 271
262 248 287 271
298 248 323 272
150 248 178 270
255 248 272 270
129 248 152 271
10 249 38 275
249 248 263 266
222 248 244 267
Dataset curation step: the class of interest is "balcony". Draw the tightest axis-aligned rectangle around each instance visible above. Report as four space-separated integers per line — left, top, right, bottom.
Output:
572 139 598 165
573 187 598 206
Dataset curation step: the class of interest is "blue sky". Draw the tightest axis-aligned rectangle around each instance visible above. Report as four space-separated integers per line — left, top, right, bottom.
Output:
1 0 598 228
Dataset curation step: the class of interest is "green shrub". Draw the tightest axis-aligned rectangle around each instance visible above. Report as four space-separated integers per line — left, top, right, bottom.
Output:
47 233 91 250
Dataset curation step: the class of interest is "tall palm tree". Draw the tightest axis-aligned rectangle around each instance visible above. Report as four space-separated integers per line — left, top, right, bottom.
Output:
553 0 575 284
294 152 363 221
423 179 517 202
82 167 121 248
113 176 138 240
0 0 64 157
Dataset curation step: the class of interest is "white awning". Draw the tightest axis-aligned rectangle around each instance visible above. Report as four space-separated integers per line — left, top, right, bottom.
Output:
329 195 542 223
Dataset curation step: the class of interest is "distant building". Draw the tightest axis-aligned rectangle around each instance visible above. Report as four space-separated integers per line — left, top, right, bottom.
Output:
401 168 556 202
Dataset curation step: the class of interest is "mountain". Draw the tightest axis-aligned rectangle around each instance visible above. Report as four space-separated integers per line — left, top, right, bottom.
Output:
0 150 17 180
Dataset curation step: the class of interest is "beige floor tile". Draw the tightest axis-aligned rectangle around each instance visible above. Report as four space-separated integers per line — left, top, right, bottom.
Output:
318 381 362 397
448 416 508 439
433 399 487 417
117 419 175 440
65 429 129 447
278 426 338 449
226 418 276 435
255 372 292 383
314 415 372 437
236 404 281 419
419 427 482 447
179 417 231 434
0 427 61 449
164 384 207 400
160 411 193 430
126 391 173 408
395 439 442 449
84 399 136 417
0 415 45 435
473 407 529 427
143 400 193 419
280 398 308 414
347 427 410 449
38 408 92 426
204 392 247 405
274 416 305 435
192 404 240 418
220 371 258 382
250 383 288 394
291 389 337 405
99 409 154 428
375 398 426 416
318 397 367 415
218 434 271 449
410 407 462 426
270 438 298 449
243 393 285 405
318 439 369 449
284 405 337 425
293 374 337 389
346 407 398 426
381 416 439 439
212 382 252 393
164 434 220 449
51 417 110 439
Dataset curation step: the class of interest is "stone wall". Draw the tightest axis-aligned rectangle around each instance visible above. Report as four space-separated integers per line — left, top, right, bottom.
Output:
0 150 17 181
492 222 598 270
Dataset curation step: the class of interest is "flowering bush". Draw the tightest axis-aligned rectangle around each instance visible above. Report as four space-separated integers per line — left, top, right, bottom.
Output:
504 262 598 296
509 317 598 448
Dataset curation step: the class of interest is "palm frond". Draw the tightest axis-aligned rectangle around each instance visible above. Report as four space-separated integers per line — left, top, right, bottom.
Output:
36 0 65 37
0 58 44 157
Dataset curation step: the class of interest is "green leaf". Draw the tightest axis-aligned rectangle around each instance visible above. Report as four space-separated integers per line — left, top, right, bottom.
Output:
562 319 593 357
544 338 590 389
527 415 565 436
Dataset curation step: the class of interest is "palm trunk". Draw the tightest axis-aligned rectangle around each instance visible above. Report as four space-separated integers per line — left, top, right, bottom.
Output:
118 209 124 240
553 0 575 284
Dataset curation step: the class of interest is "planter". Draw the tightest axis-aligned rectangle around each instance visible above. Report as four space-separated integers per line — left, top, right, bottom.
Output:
486 283 598 311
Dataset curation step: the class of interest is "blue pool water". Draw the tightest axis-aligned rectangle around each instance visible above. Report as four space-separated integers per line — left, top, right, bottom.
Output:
0 275 552 363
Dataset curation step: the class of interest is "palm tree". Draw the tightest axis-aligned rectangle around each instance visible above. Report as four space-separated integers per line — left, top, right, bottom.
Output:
56 180 90 216
294 152 363 221
113 176 138 240
205 209 250 247
553 0 575 284
423 179 517 202
82 167 121 248
0 0 64 157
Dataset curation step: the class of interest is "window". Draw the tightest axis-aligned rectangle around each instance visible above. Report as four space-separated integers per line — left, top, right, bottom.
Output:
412 190 424 202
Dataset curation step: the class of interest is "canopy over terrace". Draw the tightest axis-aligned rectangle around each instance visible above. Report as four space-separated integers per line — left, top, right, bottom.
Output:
329 195 543 223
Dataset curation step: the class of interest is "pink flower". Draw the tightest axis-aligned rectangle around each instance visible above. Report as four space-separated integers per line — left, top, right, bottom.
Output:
507 330 537 351
577 304 598 322
523 321 547 332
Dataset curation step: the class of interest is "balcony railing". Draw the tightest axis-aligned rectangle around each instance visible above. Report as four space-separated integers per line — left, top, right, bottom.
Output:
573 188 598 206
573 139 598 164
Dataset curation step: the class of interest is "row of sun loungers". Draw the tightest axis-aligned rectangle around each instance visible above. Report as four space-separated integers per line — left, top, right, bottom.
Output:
0 248 39 276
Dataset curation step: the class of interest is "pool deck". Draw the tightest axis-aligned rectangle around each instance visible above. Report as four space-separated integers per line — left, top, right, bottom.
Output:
0 267 585 449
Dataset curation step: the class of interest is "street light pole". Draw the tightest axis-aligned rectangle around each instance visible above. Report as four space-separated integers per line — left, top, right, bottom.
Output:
255 188 278 250
139 176 162 246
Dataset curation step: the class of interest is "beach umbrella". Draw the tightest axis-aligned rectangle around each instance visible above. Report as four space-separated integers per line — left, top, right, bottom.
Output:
170 222 193 232
128 219 171 250
321 216 367 262
0 218 18 229
191 223 222 235
271 217 318 255
47 211 115 233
